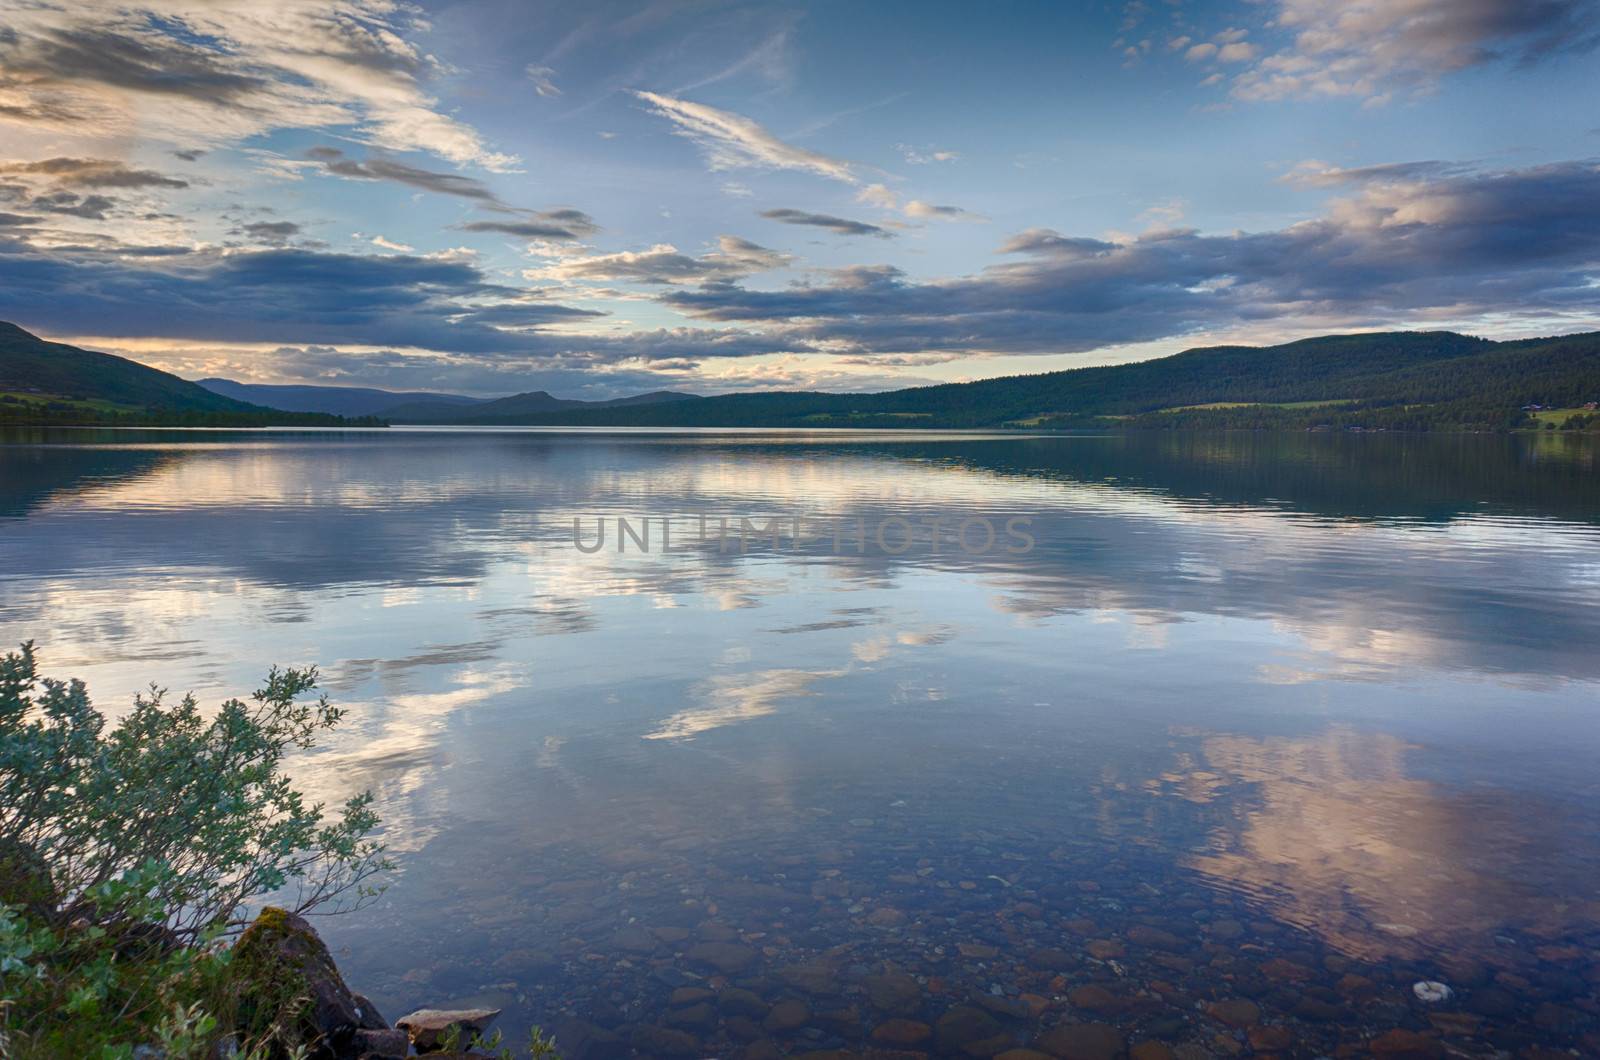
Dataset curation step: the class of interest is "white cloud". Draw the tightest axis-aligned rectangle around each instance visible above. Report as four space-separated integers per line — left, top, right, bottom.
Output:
1231 0 1599 102
856 183 898 210
371 235 414 252
1186 42 1219 62
897 144 960 165
0 0 516 170
632 91 858 184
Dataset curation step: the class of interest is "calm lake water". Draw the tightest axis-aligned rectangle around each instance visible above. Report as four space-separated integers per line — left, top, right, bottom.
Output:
3 428 1599 1058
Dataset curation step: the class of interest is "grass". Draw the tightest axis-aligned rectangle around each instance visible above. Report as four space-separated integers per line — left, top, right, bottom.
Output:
800 411 934 422
1528 407 1597 426
0 390 144 414
1158 398 1360 413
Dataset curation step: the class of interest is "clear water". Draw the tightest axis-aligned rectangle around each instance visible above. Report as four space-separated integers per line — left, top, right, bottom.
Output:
3 428 1598 1058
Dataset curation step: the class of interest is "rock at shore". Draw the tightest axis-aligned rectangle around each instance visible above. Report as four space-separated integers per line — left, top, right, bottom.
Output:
394 1007 503 1052
233 906 369 1058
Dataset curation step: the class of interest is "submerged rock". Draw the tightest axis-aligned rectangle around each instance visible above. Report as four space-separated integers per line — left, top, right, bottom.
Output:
1034 1021 1123 1060
686 940 758 974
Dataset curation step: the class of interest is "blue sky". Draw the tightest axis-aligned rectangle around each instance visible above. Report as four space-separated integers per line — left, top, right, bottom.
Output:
1 0 1598 397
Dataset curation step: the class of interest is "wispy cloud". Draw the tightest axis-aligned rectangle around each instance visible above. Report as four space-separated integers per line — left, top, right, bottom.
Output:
633 91 858 184
897 144 959 165
304 147 501 203
526 65 562 98
459 209 600 241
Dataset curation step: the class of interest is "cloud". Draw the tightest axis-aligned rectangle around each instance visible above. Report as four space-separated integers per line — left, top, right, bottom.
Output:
0 240 801 368
855 184 982 223
305 147 501 203
530 235 791 285
30 191 118 219
8 141 1597 386
897 144 959 165
903 200 979 221
0 0 515 169
458 209 599 241
759 208 890 237
0 158 188 189
1186 42 1219 62
856 183 898 210
1229 0 1600 102
240 220 301 244
1283 160 1468 187
633 91 858 184
526 65 562 98
662 160 1600 356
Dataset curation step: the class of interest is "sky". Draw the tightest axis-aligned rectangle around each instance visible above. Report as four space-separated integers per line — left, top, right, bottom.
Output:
1 0 1598 399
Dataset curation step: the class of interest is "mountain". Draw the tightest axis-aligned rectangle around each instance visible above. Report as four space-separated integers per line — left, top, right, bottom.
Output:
1 322 256 413
380 388 699 422
191 377 701 422
0 323 380 426
405 330 1600 431
6 322 1596 432
195 379 487 418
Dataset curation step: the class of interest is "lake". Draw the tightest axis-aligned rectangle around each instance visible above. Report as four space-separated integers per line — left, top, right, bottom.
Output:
2 427 1598 1057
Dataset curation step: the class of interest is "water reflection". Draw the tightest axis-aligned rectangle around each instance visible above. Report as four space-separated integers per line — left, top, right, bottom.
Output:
1153 727 1600 963
2 428 1598 1055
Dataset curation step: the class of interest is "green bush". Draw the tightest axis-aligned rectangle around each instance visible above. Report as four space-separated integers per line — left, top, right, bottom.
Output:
0 643 389 1056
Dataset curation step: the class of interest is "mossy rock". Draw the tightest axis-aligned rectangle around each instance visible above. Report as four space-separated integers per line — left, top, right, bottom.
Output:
232 906 366 1058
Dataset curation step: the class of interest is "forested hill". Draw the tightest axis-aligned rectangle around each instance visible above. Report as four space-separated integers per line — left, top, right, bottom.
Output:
0 323 381 426
4 323 1597 431
413 330 1600 431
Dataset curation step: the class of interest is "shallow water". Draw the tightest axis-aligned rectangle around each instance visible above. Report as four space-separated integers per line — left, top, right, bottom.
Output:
2 428 1598 1057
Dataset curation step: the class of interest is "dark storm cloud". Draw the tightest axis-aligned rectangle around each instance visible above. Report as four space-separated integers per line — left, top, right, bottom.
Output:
0 157 189 189
759 208 890 238
665 161 1600 355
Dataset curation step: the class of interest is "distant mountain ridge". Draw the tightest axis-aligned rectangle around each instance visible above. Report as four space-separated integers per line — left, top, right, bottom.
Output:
3 321 1596 431
403 330 1600 430
195 378 700 421
194 379 487 418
